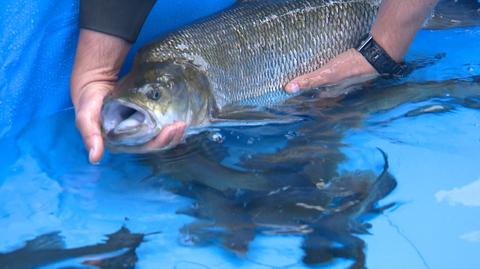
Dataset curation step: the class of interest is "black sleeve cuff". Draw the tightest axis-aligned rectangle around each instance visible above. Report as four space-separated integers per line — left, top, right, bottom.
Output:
80 0 157 43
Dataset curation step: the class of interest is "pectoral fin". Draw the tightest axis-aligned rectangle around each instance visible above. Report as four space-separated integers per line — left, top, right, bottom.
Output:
185 108 303 137
211 108 304 127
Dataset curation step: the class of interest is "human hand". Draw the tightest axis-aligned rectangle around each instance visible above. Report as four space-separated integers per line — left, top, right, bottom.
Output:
71 29 130 164
285 0 439 93
107 121 187 154
71 30 186 163
284 48 377 93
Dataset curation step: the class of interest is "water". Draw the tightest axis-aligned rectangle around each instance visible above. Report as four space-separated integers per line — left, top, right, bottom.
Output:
2 6 480 269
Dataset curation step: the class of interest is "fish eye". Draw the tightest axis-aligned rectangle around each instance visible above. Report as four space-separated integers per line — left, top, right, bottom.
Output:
147 88 162 101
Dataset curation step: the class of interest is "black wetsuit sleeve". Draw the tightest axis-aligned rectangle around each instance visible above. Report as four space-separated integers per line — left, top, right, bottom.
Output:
80 0 157 43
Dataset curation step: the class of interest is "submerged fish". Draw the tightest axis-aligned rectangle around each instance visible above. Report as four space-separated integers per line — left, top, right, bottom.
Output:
0 227 148 269
426 0 480 29
169 148 396 268
101 0 379 146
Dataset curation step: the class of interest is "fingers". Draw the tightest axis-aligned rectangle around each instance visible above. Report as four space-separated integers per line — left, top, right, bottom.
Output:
285 68 333 93
114 121 187 154
171 122 187 145
146 121 187 149
285 49 376 93
144 122 186 150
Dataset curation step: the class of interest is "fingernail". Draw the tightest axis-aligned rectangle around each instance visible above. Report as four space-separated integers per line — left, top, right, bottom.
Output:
88 148 94 163
89 147 100 165
288 83 300 93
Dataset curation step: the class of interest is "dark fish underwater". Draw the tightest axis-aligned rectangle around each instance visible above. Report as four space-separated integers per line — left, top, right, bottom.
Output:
426 0 480 29
0 227 152 269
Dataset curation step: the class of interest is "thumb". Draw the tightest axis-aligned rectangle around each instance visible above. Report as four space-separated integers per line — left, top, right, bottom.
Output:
76 109 105 164
88 135 103 164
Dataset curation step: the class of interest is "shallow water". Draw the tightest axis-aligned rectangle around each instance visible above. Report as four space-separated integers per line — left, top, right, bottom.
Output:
1 21 480 269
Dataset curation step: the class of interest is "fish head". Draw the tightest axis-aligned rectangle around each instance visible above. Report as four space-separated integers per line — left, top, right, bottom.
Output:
101 60 212 146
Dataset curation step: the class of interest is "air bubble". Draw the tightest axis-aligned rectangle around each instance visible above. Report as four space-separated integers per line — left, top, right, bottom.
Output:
285 130 298 140
208 132 224 143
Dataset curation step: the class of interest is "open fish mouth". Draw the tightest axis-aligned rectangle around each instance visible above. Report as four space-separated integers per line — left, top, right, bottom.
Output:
101 98 158 146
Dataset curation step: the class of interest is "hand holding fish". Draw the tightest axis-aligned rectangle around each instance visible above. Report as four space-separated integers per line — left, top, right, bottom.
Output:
70 30 129 163
71 30 186 163
285 0 439 93
285 48 376 93
71 0 439 163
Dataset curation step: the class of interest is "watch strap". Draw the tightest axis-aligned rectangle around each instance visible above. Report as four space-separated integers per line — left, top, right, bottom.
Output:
357 34 407 77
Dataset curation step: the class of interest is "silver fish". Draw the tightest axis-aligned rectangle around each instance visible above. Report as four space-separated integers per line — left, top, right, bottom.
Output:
101 0 379 146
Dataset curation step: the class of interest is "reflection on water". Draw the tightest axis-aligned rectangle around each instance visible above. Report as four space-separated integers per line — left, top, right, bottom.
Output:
1 74 480 268
435 178 480 207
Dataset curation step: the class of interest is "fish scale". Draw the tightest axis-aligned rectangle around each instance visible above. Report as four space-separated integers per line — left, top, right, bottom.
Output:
136 0 379 108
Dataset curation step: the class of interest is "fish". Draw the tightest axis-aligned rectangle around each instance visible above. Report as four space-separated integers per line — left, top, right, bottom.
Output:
0 227 151 269
101 0 380 147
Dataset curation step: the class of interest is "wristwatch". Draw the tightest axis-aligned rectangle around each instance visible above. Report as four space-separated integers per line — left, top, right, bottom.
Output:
357 34 407 77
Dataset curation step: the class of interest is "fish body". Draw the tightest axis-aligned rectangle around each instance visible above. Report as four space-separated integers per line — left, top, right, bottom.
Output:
102 0 379 146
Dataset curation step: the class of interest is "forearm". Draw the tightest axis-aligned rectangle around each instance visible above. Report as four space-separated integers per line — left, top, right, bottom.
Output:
372 0 439 62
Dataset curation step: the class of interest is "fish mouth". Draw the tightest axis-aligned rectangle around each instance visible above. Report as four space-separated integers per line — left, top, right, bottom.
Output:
101 98 158 146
